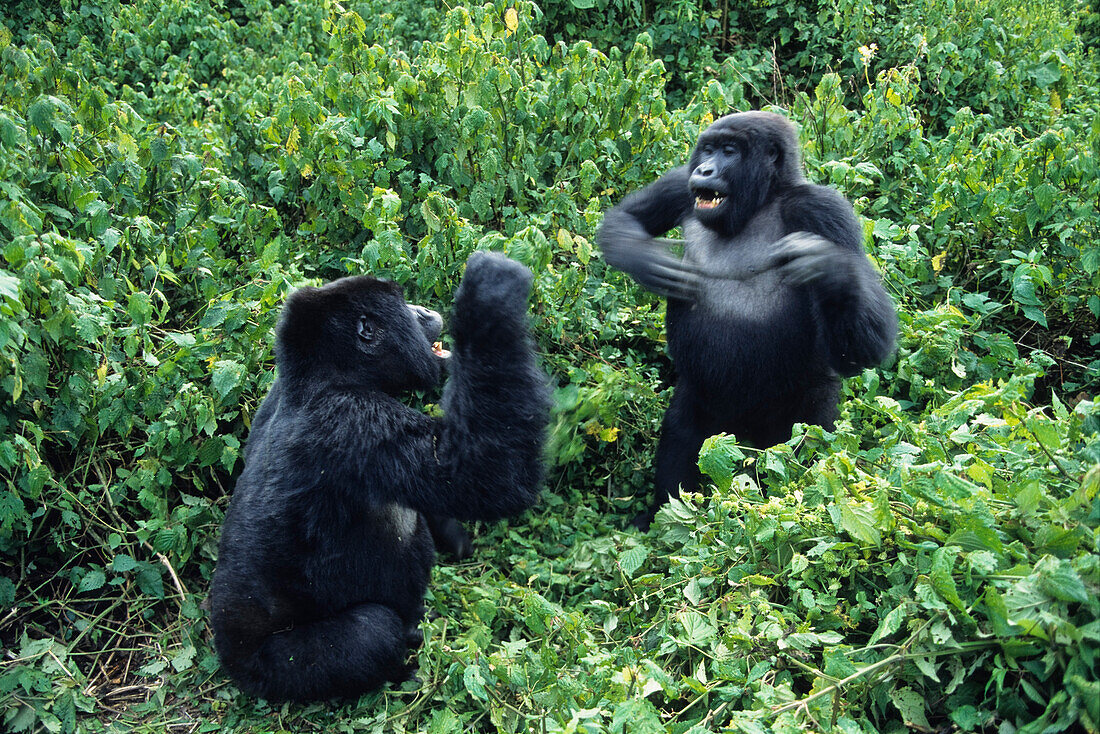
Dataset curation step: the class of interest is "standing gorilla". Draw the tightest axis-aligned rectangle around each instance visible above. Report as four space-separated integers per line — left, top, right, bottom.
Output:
209 252 549 701
598 111 896 528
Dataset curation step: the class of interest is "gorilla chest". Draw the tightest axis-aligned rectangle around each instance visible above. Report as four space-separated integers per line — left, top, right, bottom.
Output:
682 219 803 324
670 219 818 372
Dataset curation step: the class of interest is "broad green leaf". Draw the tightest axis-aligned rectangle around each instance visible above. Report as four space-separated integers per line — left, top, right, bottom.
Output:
678 610 716 645
697 434 744 492
931 546 966 611
212 360 245 398
891 687 931 730
110 554 138 573
618 546 648 577
77 569 105 593
1035 556 1089 603
828 499 881 546
463 664 488 701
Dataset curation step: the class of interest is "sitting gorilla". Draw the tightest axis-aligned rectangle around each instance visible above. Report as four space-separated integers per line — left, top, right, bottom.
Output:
209 251 549 702
598 111 897 528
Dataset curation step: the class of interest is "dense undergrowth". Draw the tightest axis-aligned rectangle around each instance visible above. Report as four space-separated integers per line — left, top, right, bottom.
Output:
0 0 1097 732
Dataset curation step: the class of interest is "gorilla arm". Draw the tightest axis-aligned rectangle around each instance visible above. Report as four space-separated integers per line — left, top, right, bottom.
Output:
597 165 702 299
770 185 898 375
368 252 550 522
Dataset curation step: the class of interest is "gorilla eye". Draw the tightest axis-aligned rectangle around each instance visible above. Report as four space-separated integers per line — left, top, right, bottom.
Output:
357 316 375 342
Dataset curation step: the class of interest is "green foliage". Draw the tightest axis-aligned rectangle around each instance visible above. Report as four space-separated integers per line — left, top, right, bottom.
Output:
0 0 1097 732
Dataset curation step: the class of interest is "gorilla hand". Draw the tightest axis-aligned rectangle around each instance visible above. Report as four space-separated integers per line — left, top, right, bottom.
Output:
452 251 535 349
598 218 701 300
764 232 860 296
460 250 532 310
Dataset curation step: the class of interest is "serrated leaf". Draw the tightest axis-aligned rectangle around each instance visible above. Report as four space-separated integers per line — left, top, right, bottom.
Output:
683 577 704 605
891 687 931 729
110 554 138 573
1034 182 1057 213
829 499 881 546
611 699 663 734
137 566 164 599
463 664 488 700
697 434 744 492
171 645 196 672
931 546 966 611
678 610 716 645
77 569 105 593
1035 556 1089 603
0 273 20 303
211 360 244 398
618 546 648 577
28 97 56 136
150 135 169 163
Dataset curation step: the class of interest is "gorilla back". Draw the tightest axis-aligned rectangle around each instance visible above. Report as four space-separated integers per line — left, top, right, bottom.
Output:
209 252 549 701
598 111 896 527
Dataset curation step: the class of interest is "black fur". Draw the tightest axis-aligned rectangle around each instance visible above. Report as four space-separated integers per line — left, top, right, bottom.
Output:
209 251 549 701
598 111 897 527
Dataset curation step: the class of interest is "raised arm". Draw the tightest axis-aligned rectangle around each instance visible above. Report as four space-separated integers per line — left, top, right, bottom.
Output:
597 166 700 299
427 251 550 520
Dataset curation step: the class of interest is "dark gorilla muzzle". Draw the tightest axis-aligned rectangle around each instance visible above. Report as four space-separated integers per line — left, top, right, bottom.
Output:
407 304 443 343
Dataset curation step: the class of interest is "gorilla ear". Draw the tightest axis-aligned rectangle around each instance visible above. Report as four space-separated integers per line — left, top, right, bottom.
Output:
357 316 375 343
768 141 781 164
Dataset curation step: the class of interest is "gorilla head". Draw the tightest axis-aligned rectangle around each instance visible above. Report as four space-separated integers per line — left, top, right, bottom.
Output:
275 275 448 395
687 111 804 236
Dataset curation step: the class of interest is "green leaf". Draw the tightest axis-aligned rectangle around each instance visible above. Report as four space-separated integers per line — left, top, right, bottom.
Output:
698 434 745 492
463 664 489 701
869 604 907 644
77 569 105 593
618 546 648 577
1035 556 1089 603
0 273 20 304
677 609 716 645
137 566 165 599
828 499 881 546
211 360 244 398
931 546 966 611
28 97 56 137
611 699 663 734
110 554 138 573
891 687 931 730
1033 182 1057 213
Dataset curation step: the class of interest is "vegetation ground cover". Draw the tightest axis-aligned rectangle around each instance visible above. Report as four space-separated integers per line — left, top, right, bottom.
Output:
0 0 1097 732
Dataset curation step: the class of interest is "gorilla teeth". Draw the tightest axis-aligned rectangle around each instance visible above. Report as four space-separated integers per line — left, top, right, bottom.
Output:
695 195 723 209
432 341 452 359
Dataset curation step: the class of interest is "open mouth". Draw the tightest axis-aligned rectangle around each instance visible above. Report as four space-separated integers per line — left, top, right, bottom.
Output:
693 189 725 210
432 341 452 359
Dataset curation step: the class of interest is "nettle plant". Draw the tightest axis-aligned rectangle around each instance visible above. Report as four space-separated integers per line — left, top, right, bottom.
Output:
1 0 1098 732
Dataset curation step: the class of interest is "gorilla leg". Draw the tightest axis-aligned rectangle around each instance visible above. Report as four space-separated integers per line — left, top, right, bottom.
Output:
634 388 709 529
223 603 415 702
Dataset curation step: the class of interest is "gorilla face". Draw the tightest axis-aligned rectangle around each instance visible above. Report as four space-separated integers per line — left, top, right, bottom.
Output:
345 283 448 394
688 132 742 225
